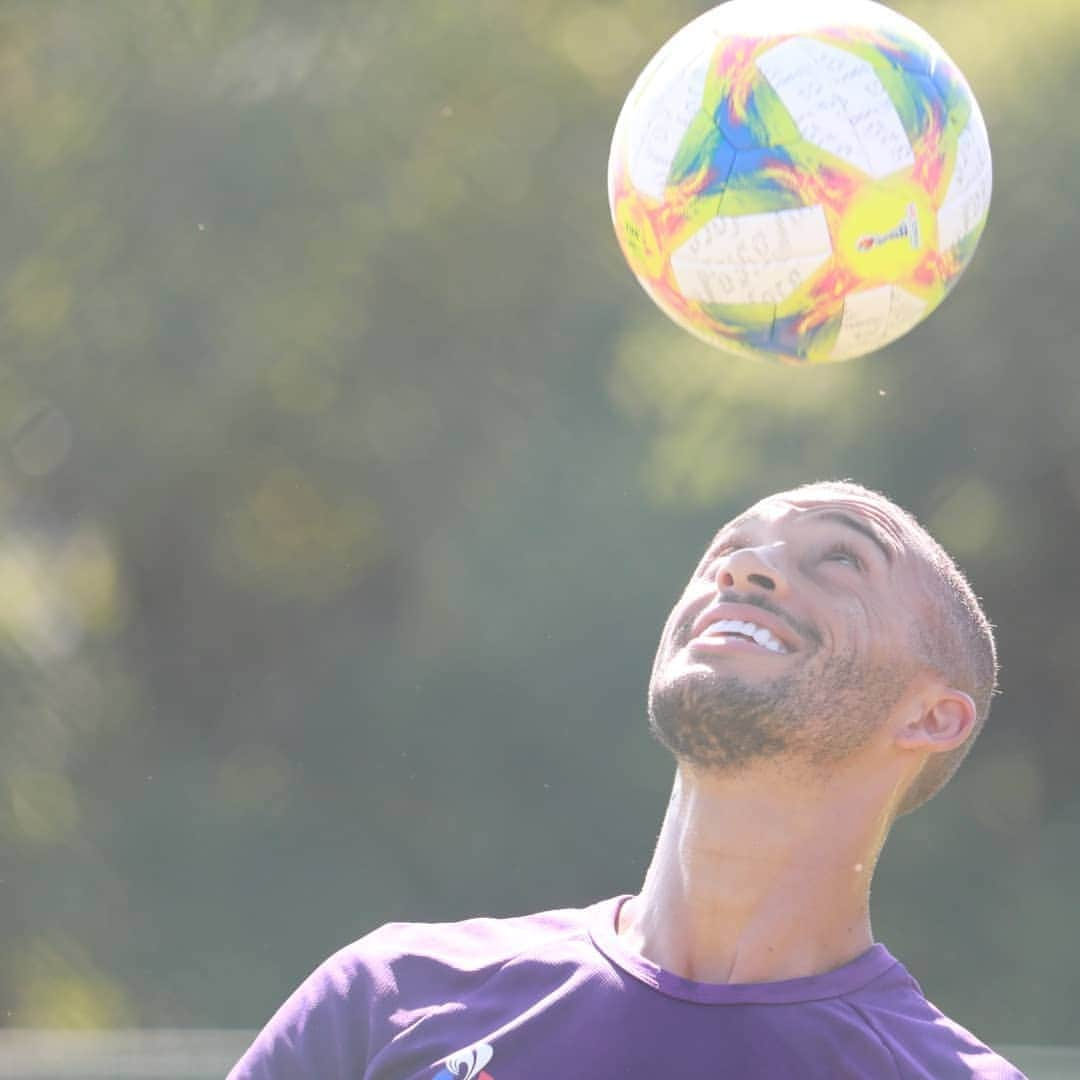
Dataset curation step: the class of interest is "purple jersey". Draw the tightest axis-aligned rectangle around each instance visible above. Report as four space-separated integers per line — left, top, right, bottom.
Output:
229 896 1025 1079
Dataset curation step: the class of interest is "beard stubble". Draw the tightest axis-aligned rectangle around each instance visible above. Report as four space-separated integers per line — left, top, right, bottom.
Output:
648 645 916 776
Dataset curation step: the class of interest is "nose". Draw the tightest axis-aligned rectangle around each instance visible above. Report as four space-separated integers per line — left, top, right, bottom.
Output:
715 544 788 596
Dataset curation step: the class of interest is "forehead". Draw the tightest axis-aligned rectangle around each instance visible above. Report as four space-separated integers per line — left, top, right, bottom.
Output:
720 493 912 560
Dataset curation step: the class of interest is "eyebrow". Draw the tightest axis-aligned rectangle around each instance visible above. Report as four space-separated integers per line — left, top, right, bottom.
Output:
812 510 895 565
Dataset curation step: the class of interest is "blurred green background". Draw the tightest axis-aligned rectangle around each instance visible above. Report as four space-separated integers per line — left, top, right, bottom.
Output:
0 0 1076 1053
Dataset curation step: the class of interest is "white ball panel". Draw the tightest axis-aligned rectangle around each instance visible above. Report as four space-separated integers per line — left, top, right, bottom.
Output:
757 38 915 178
621 36 713 201
671 205 832 304
608 9 723 208
674 204 832 264
936 117 993 251
831 285 927 359
672 254 830 305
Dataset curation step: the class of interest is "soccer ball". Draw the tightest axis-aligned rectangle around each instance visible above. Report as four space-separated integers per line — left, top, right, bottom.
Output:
607 0 992 364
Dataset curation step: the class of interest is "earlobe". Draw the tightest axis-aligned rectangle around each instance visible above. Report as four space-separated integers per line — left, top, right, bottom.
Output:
894 690 977 753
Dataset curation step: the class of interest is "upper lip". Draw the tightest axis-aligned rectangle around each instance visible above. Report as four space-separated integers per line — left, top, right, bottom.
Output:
689 602 801 653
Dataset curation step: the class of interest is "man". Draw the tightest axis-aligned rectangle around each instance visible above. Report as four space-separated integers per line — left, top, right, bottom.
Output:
230 480 1025 1079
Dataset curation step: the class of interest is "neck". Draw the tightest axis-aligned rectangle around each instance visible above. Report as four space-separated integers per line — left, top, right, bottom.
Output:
619 761 896 984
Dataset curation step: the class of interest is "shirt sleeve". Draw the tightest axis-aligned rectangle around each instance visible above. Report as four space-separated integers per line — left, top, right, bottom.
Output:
227 946 373 1080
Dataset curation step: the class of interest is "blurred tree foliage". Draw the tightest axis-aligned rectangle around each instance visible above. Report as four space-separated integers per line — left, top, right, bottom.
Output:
0 0 1077 1046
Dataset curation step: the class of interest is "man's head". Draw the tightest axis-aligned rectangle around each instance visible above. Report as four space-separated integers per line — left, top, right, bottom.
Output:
648 480 997 817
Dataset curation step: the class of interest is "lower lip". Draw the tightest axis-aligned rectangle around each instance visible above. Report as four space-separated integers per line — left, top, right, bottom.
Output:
688 635 786 656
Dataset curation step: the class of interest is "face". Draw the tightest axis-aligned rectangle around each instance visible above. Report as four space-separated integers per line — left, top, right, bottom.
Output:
648 490 928 775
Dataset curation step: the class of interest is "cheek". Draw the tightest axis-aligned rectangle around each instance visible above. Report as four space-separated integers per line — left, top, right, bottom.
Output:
858 605 904 662
667 581 713 636
826 594 876 655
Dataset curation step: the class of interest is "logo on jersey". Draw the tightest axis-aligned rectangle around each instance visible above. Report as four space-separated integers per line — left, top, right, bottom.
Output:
434 1041 495 1080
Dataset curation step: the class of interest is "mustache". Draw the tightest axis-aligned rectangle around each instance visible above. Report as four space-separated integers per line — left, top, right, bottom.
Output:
680 591 824 650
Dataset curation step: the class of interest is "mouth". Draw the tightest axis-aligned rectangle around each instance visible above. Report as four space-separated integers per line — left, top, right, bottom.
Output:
687 602 800 657
692 618 789 654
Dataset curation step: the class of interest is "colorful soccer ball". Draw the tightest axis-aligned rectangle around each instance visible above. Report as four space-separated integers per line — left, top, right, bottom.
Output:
607 0 992 364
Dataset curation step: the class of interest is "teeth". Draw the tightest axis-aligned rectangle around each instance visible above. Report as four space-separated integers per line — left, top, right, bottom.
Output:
701 619 787 654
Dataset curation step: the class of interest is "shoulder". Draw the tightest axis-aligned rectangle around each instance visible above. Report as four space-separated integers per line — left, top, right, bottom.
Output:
359 901 594 968
846 961 1028 1079
228 900 605 1079
345 901 600 1008
290 900 597 1012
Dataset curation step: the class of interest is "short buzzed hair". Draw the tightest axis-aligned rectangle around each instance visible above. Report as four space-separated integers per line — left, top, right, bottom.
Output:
780 481 998 816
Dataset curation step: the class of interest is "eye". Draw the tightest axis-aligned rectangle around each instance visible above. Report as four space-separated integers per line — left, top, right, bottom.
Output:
697 548 729 581
702 534 750 572
822 543 863 570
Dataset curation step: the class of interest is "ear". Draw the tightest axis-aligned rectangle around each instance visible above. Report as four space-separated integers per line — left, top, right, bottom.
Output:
893 687 977 754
